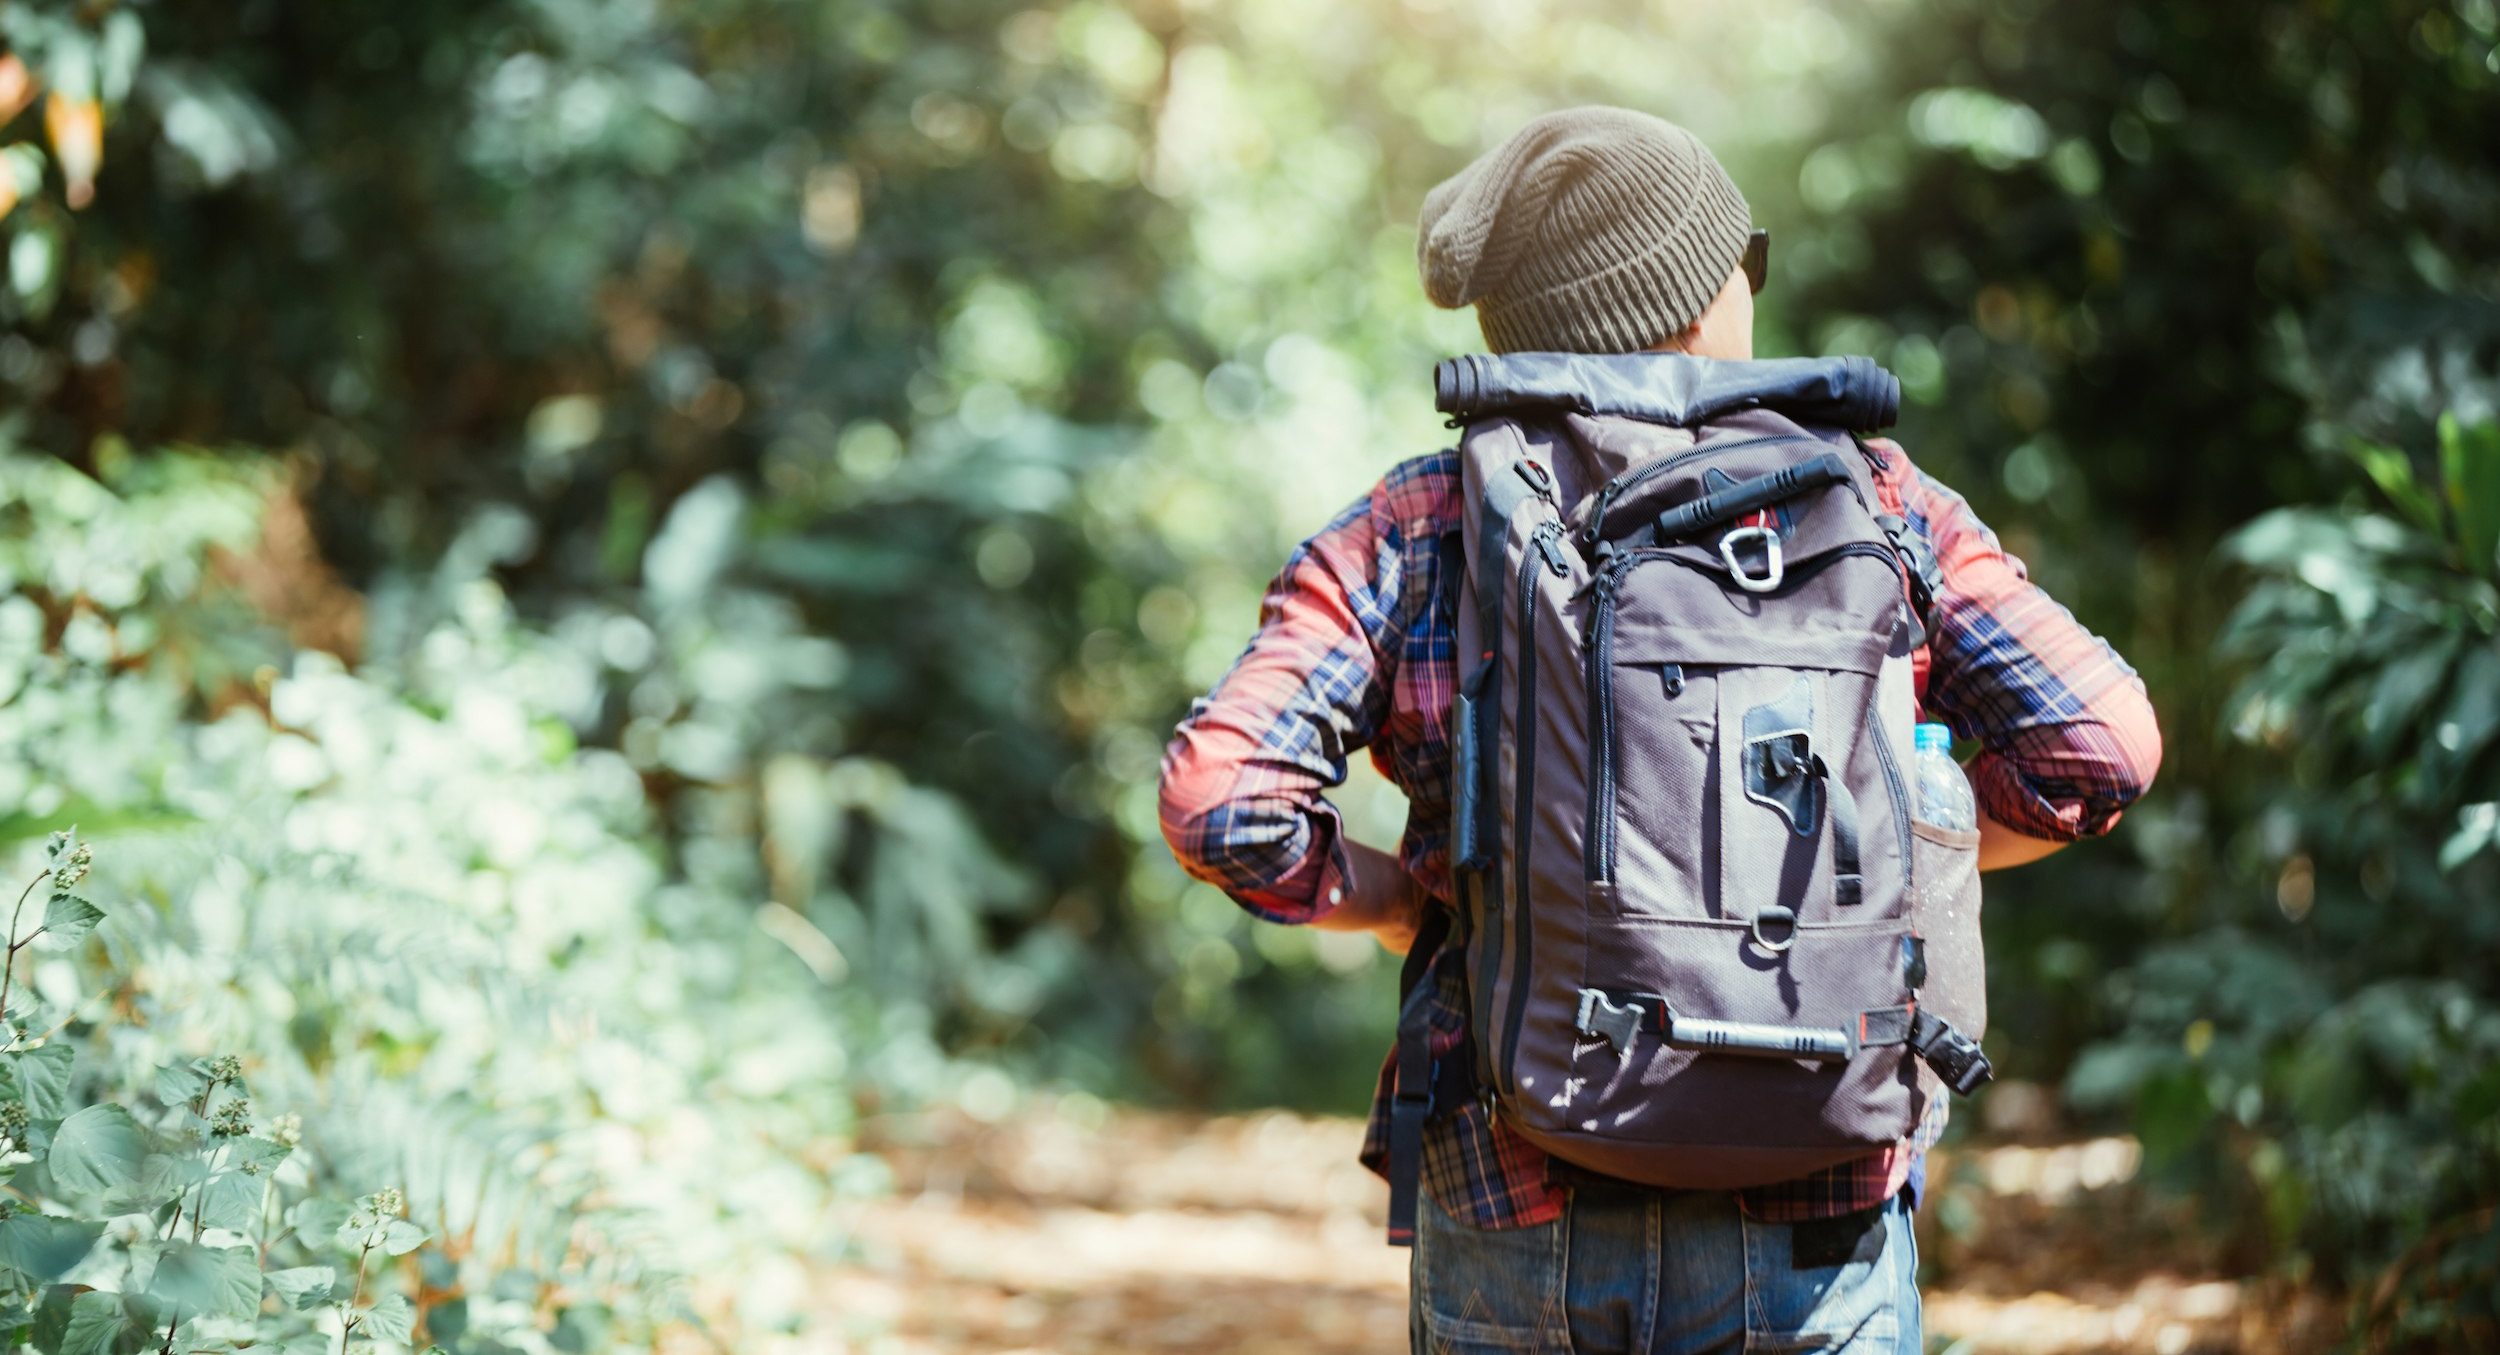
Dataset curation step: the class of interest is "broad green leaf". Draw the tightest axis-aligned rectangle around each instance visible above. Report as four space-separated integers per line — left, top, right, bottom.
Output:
7 1044 73 1119
288 1198 351 1252
194 1169 268 1234
0 1214 102 1282
36 893 103 948
363 1293 416 1343
139 1151 209 1207
2437 645 2500 767
2361 637 2459 757
29 1284 72 1350
47 1105 146 1197
2442 803 2499 873
57 1290 126 1355
218 1135 290 1177
263 1265 335 1311
2356 442 2444 537
378 1218 430 1256
148 1242 262 1319
155 1059 212 1108
2439 414 2500 579
96 11 144 104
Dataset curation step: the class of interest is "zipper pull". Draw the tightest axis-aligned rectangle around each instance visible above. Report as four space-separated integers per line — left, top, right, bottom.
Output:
1582 484 1617 547
1591 559 1624 602
1533 522 1569 576
1517 459 1555 499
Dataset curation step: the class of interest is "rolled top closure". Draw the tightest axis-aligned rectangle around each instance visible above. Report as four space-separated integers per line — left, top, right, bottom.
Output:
1433 352 1900 432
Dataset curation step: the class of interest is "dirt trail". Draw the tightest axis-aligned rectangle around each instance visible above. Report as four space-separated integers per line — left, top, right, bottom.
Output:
825 1101 2336 1354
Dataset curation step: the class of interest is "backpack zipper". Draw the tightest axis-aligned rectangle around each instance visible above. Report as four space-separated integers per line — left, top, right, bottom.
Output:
1500 517 1566 1096
1640 540 1903 594
1867 699 1915 896
1577 433 1819 552
1582 554 1631 883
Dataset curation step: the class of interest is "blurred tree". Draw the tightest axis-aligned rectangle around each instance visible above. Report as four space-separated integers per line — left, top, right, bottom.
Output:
1791 0 2500 1328
1 0 1223 1087
1 0 1899 1108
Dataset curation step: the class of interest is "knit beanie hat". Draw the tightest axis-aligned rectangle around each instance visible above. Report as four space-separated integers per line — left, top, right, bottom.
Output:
1418 107 1752 354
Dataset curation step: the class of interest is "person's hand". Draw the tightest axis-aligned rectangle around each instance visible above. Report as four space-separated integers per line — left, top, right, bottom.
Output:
1977 815 2068 871
1310 840 1424 953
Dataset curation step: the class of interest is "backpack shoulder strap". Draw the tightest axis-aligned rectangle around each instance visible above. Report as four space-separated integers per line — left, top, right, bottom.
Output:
1854 434 1943 642
1474 454 1544 648
1390 440 1540 1248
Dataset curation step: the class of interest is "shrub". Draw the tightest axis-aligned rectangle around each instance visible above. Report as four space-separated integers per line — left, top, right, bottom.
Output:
2072 415 2500 1344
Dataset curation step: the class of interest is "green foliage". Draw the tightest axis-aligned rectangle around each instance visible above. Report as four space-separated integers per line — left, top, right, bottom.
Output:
2160 425 2490 1340
0 438 911 1346
0 0 1924 1111
0 832 441 1352
2051 421 2500 1340
3 0 2498 1339
1788 0 2500 1338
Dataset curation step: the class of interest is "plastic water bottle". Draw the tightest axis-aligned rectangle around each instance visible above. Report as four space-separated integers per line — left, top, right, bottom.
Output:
1912 723 1976 832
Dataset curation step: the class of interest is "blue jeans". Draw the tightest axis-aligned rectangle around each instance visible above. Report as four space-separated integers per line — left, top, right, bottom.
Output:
1409 1185 1921 1354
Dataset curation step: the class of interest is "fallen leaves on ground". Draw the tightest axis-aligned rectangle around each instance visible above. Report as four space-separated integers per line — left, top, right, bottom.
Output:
812 1099 2340 1354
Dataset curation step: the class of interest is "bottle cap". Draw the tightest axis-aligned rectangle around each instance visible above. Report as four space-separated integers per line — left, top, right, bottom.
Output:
1914 723 1954 754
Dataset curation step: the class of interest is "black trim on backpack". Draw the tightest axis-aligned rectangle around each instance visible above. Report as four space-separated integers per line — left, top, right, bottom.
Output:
1853 434 1944 647
1384 905 1451 1247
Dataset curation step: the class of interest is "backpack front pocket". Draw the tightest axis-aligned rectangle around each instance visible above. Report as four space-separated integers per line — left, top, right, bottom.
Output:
1588 655 1719 915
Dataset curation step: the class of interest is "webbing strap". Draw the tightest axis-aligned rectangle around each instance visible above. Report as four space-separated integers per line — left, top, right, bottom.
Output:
1434 529 1464 631
1812 753 1863 906
1857 1004 1916 1047
1475 465 1539 647
1452 463 1539 883
1385 906 1453 1247
1875 511 1942 643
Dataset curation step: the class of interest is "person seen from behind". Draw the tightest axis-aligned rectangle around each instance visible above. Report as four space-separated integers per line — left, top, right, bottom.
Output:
1160 107 2162 1354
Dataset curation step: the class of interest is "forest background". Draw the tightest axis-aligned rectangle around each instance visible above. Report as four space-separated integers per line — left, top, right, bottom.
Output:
0 0 2494 1349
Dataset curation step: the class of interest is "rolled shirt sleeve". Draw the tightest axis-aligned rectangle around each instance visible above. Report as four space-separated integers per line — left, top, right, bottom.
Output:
1895 455 2163 840
1159 484 1404 923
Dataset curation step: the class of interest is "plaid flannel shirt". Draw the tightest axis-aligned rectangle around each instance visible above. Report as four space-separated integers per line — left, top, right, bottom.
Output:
1160 438 2161 1230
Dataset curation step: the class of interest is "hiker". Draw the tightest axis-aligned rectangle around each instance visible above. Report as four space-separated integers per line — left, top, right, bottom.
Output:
1159 107 2161 1355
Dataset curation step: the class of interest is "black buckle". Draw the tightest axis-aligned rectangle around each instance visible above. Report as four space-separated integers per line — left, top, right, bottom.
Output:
1909 1011 1993 1097
1875 513 1940 640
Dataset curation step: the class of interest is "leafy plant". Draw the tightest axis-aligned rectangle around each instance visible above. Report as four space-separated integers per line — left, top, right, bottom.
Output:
2067 417 2500 1345
0 440 905 1348
0 831 452 1354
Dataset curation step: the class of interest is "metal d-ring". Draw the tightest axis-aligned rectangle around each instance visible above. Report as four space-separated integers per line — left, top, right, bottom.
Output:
1721 524 1784 593
1750 905 1799 954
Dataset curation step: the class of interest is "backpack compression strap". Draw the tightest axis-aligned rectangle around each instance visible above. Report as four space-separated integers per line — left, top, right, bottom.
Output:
1385 903 1452 1246
1571 989 1994 1095
1390 537 1465 1247
1447 464 1542 876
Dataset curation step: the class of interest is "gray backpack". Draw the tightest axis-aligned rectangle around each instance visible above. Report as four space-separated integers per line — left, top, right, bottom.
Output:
1385 353 1990 1243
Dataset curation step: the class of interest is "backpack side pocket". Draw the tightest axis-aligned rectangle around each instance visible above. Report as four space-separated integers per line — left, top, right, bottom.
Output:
1909 821 1984 1040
